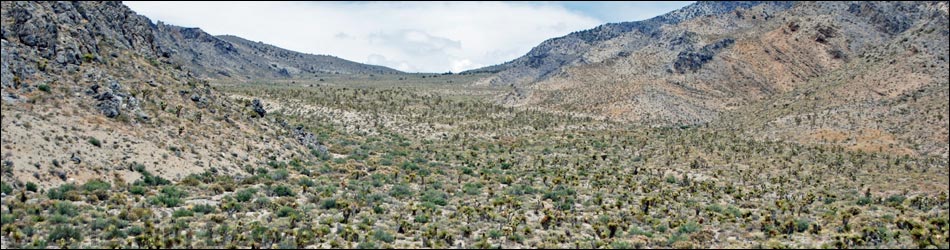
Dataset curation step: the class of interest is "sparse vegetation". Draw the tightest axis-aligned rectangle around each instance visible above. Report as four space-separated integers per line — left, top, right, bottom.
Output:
1 1 947 249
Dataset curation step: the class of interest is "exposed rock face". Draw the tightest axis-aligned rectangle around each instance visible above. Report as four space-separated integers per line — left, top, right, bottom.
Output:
95 87 122 118
673 38 735 74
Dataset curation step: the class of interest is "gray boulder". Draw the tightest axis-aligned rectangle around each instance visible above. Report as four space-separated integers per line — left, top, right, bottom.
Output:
252 99 266 117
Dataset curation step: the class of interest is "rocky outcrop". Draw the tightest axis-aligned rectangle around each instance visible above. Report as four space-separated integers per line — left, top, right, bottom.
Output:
672 38 735 74
293 126 328 154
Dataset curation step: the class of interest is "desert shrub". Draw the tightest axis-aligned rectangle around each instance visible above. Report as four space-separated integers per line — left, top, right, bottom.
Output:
298 177 315 187
135 170 170 186
795 218 811 233
389 184 412 198
321 198 338 210
127 225 144 236
276 206 297 217
235 188 256 202
47 184 78 200
414 214 429 223
88 137 102 147
1 182 12 194
192 204 216 214
629 226 653 237
47 226 82 243
83 179 111 192
149 186 186 207
173 209 194 218
610 240 633 249
356 241 377 249
488 229 503 239
272 185 295 197
857 196 872 206
421 189 448 206
271 169 289 181
886 195 906 206
2 214 16 225
678 221 700 234
463 182 483 195
373 229 395 243
129 185 146 195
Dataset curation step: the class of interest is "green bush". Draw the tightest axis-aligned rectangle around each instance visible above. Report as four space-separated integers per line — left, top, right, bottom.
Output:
47 225 83 243
127 225 144 236
389 184 412 198
235 188 256 202
271 169 289 181
886 195 906 206
83 179 111 192
1 214 16 225
47 184 78 200
0 182 11 194
610 240 633 249
129 185 147 195
857 196 872 206
272 185 295 197
678 221 700 234
25 182 38 192
373 229 395 243
795 218 811 233
414 214 429 223
321 198 338 210
173 209 194 218
421 189 448 206
150 186 186 207
88 137 102 147
706 204 724 214
38 84 51 93
488 229 503 239
463 182 483 195
298 177 315 187
192 204 216 214
356 241 377 249
628 226 653 237
53 201 80 216
135 170 171 186
276 206 297 217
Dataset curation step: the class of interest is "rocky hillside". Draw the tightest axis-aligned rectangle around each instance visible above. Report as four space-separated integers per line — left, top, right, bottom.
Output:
154 27 401 80
1 1 325 188
471 1 949 157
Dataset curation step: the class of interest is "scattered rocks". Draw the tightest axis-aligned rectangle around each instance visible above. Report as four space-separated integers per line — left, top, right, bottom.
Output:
50 169 67 181
293 126 328 154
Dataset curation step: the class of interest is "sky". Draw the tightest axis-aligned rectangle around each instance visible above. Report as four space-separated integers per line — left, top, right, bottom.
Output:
124 1 693 73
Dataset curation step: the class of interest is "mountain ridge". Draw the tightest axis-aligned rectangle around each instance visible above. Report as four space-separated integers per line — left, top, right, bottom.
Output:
467 1 948 157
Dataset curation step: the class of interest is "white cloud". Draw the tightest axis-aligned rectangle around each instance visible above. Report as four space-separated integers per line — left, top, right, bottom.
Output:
123 1 679 72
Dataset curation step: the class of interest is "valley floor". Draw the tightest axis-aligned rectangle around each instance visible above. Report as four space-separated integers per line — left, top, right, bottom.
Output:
2 75 948 249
